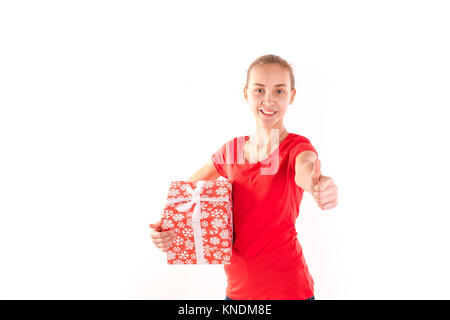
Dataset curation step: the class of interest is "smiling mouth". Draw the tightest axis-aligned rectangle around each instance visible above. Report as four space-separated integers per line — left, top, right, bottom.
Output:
259 109 278 116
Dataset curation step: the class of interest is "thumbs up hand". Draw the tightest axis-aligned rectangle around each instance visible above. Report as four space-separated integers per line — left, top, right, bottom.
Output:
310 158 338 210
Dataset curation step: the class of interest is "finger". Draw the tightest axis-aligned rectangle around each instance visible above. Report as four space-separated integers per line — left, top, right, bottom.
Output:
314 185 338 199
153 235 175 247
312 190 335 204
155 240 171 248
319 193 338 205
150 231 160 240
160 230 174 238
153 238 168 244
159 234 176 245
315 177 335 192
320 196 338 207
156 243 166 250
160 244 171 252
150 229 174 239
320 200 338 210
149 221 162 231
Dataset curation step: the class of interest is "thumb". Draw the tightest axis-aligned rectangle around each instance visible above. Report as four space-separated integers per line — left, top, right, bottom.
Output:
311 158 321 191
149 221 162 231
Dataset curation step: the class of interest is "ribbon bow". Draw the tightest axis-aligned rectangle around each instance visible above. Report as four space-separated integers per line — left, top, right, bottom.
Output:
176 181 205 213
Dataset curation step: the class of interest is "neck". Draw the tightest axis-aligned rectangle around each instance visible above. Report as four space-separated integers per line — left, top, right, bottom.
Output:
249 126 288 147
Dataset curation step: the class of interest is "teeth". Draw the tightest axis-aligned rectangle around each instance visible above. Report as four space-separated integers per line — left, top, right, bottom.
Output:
260 110 276 115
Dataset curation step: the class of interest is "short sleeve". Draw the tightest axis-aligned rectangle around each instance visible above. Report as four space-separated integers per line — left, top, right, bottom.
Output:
211 141 229 179
289 136 318 170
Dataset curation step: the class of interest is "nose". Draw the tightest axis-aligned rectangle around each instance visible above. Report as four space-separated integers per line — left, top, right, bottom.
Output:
263 93 274 105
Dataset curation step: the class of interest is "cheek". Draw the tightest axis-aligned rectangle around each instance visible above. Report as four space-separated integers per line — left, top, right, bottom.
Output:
249 93 262 102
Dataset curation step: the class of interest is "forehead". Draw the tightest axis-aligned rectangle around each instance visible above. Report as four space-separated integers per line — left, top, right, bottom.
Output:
249 64 290 86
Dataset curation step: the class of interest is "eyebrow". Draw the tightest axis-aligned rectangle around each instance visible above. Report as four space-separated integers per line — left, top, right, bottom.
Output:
253 83 287 87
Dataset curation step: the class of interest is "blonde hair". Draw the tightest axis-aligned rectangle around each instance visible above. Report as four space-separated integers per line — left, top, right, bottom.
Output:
245 54 295 90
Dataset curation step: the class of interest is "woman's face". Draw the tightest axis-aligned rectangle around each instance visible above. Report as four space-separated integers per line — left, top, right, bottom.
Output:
244 64 296 130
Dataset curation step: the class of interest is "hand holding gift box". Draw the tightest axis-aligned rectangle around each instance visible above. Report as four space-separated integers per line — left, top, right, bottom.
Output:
161 179 233 264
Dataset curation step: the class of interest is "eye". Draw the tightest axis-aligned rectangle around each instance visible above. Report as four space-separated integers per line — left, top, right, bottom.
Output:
255 88 264 93
276 89 284 94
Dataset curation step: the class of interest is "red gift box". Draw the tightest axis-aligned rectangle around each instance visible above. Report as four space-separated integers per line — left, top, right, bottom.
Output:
161 179 233 264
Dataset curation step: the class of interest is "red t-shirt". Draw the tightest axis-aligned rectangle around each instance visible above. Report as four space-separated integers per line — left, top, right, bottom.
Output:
211 132 318 300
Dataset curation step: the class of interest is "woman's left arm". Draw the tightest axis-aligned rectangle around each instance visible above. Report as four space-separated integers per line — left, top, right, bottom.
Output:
294 151 338 210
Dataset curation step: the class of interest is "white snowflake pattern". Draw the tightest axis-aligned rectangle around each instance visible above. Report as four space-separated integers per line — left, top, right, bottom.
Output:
201 228 207 237
161 219 174 229
211 260 219 264
201 220 208 227
167 251 176 260
213 251 223 260
209 236 220 245
171 181 181 187
221 240 230 247
185 259 193 264
219 229 229 239
209 229 218 235
221 248 231 254
172 213 184 222
206 189 213 194
173 236 184 246
185 239 194 250
211 218 224 229
182 228 193 238
167 188 180 197
162 209 173 219
211 209 224 217
223 255 231 264
190 253 197 260
215 187 228 196
173 259 183 264
203 244 213 256
200 211 210 219
177 221 185 229
173 246 181 252
200 202 209 210
203 181 215 189
186 218 192 227
179 251 189 260
211 201 224 207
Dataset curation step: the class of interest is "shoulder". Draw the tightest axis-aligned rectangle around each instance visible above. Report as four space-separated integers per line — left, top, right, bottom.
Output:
286 133 318 167
287 132 313 145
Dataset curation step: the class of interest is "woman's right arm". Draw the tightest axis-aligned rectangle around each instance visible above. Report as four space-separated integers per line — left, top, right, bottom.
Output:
186 158 221 182
150 158 221 252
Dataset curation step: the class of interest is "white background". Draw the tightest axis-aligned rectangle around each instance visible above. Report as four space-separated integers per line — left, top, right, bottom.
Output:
1 0 449 299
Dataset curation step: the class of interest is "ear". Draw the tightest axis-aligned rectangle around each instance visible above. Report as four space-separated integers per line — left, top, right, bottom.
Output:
289 88 296 104
243 87 248 102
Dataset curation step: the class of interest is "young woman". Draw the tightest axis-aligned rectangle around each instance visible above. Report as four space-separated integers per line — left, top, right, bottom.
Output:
150 54 338 300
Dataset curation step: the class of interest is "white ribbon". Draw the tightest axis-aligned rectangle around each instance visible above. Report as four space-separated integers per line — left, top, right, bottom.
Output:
175 182 205 212
166 181 229 264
